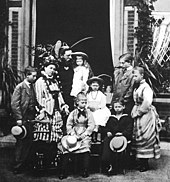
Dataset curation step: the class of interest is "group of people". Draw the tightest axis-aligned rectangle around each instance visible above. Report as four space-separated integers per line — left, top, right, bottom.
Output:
10 42 161 180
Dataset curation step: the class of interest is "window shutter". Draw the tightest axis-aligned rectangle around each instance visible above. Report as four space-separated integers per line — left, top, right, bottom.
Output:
124 6 138 54
8 8 21 71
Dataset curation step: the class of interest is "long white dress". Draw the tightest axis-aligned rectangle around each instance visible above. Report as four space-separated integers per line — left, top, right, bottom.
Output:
70 66 89 97
86 90 111 127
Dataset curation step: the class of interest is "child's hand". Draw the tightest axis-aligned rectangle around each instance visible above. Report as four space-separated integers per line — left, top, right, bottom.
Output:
107 132 112 138
79 133 86 140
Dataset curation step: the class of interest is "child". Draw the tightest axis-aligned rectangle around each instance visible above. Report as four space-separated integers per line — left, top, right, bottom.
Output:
86 76 111 142
11 66 37 174
104 85 113 109
59 92 95 180
70 52 92 97
102 100 133 175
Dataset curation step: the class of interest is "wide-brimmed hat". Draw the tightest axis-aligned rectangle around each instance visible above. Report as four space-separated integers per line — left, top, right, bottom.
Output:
11 125 27 139
61 135 81 152
109 136 127 153
87 76 104 86
71 52 88 59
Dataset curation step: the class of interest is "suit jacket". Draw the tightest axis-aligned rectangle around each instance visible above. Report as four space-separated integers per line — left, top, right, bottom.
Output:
112 67 134 103
11 80 36 121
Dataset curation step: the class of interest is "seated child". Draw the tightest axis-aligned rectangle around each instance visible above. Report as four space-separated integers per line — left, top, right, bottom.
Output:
59 92 95 180
86 76 111 142
102 100 133 175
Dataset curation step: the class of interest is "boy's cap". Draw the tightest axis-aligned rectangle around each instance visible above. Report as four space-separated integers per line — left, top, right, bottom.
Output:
11 125 27 139
109 136 127 153
61 135 81 152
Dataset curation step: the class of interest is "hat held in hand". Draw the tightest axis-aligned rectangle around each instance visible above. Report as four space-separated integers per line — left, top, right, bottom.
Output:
61 135 81 152
11 125 27 139
109 136 127 153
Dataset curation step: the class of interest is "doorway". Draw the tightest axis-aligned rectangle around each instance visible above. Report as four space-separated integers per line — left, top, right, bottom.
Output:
36 0 113 75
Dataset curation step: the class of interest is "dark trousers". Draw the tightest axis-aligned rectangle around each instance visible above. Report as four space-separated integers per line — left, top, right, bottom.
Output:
102 137 130 171
30 141 58 168
14 122 33 170
60 152 90 175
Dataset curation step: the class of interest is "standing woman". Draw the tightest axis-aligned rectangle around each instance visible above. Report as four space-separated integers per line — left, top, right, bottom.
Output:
131 66 161 172
33 57 69 167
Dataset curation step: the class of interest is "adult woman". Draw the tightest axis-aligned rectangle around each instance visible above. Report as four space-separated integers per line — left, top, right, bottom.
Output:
131 66 160 172
33 57 69 167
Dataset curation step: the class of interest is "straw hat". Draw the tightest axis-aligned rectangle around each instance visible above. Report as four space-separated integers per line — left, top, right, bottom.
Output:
11 125 27 139
71 52 88 59
87 76 104 86
61 135 81 152
109 136 127 153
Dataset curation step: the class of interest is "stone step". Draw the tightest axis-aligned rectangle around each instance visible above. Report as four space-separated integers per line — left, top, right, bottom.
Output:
0 134 16 148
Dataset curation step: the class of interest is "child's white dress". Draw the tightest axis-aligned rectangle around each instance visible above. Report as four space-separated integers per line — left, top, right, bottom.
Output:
70 66 89 97
87 90 111 127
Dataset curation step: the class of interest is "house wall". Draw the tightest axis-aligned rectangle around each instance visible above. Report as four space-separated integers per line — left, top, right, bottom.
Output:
154 0 170 12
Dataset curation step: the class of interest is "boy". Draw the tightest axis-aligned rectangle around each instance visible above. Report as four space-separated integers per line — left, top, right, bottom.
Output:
59 92 95 179
102 100 133 175
11 66 37 174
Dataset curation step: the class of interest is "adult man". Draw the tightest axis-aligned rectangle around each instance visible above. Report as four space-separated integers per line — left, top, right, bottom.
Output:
11 66 37 174
58 46 74 112
112 53 135 114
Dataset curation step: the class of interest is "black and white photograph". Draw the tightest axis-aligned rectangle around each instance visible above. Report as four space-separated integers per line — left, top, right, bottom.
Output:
0 0 170 181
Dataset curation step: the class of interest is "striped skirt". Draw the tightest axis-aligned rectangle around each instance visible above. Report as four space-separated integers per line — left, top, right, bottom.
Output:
131 105 160 159
33 111 63 143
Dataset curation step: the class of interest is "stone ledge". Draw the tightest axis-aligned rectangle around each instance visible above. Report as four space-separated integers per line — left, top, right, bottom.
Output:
0 134 16 148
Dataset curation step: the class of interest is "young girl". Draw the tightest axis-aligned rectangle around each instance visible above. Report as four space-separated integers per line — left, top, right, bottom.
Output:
86 76 111 142
59 92 95 179
131 66 161 172
70 52 92 97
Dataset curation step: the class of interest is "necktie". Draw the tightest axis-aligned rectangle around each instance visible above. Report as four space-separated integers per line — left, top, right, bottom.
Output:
77 109 86 118
30 84 36 98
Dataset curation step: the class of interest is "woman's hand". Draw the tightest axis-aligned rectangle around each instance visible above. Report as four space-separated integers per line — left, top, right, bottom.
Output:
61 104 70 115
36 111 45 120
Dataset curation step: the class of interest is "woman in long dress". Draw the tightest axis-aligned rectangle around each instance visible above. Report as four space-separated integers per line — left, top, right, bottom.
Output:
131 66 161 172
33 57 69 167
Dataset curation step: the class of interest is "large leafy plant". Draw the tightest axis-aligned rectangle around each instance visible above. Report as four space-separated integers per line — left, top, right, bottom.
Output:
0 0 21 111
134 0 166 94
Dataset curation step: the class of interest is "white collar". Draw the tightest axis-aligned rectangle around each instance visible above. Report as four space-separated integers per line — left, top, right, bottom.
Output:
126 66 133 71
24 79 31 88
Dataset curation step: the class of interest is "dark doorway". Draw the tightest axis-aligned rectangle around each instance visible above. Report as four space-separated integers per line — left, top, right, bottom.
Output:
36 0 113 75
